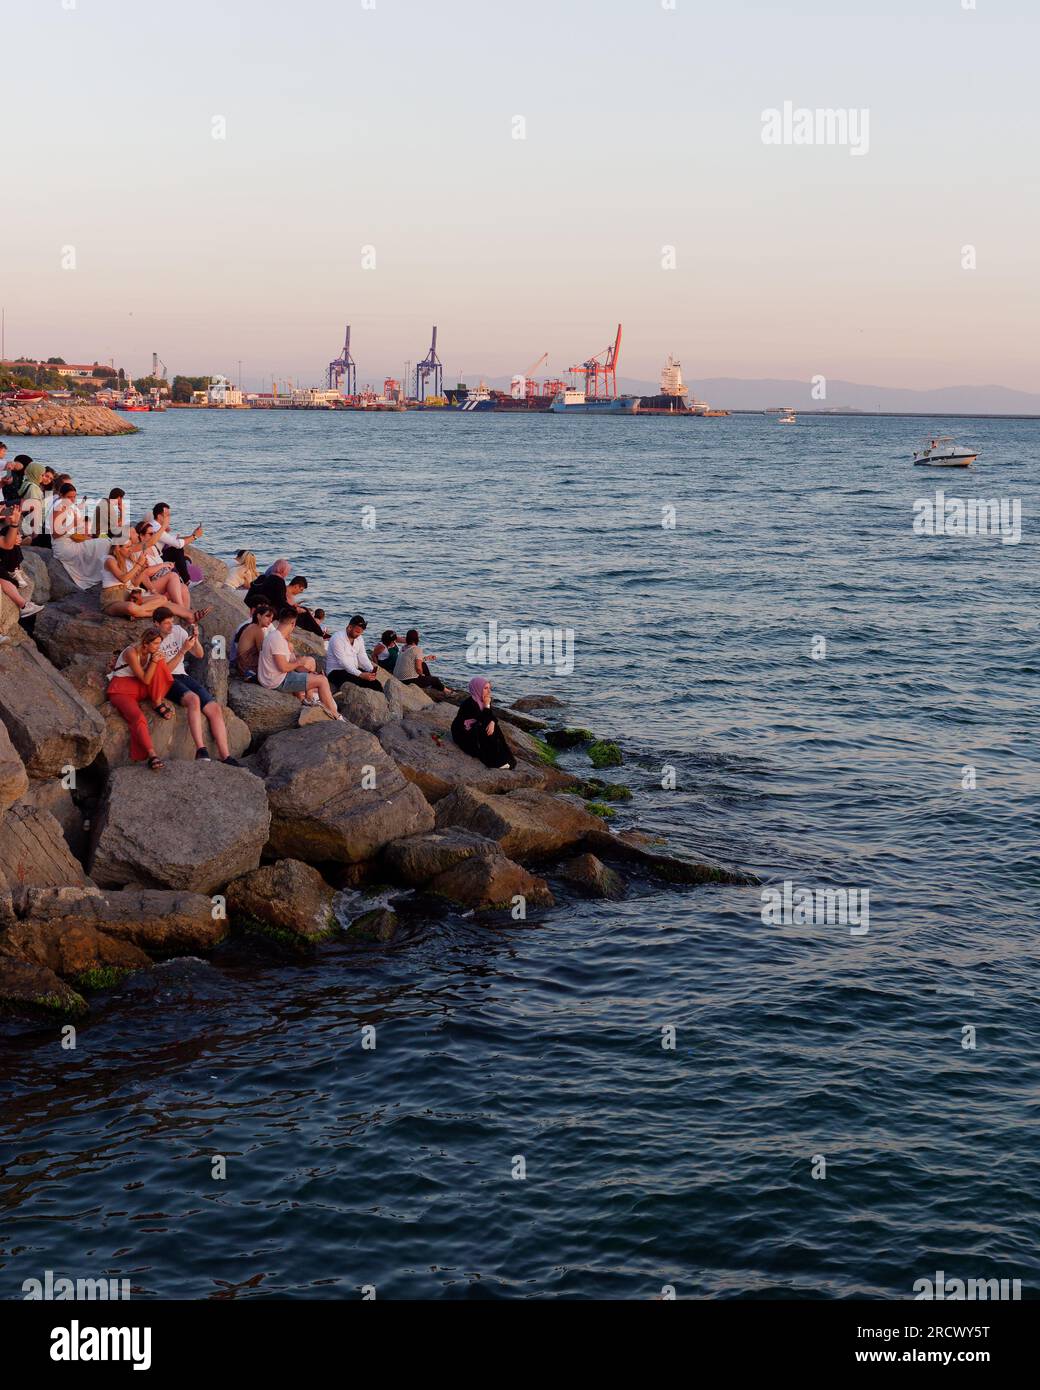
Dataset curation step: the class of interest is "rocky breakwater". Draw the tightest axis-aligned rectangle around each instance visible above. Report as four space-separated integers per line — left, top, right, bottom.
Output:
0 401 139 436
0 546 755 1026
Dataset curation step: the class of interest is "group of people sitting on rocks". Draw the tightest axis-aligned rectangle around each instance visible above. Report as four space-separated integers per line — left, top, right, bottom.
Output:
1 441 517 773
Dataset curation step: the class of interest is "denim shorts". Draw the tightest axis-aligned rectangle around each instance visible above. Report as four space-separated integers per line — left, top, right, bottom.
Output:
277 671 309 693
170 674 215 707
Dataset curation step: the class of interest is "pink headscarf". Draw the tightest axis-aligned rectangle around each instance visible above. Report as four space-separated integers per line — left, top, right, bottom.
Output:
464 676 491 729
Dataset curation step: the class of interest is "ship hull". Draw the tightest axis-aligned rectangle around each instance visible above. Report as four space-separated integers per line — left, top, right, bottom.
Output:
549 396 638 414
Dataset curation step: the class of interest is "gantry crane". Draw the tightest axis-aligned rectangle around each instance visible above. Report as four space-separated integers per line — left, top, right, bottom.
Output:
327 325 357 395
568 323 623 398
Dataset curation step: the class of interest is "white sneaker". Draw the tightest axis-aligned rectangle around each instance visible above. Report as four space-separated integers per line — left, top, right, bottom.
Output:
12 567 29 589
20 600 44 617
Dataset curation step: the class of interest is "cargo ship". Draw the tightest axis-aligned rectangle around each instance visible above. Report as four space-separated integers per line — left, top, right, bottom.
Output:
445 381 552 412
637 356 730 416
549 388 638 414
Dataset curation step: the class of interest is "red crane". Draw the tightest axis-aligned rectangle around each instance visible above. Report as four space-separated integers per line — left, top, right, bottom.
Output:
568 323 623 399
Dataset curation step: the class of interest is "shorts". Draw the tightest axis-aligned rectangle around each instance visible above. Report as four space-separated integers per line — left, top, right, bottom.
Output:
277 672 309 693
169 674 215 707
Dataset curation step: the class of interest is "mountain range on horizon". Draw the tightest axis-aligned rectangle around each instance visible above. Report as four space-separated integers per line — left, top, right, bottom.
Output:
615 376 1040 416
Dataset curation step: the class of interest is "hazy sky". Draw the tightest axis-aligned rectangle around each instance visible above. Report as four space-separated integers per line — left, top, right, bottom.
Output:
2 0 1036 391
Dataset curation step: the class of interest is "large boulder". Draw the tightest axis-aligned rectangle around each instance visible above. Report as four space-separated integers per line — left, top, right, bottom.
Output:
346 906 399 942
0 803 92 907
434 786 605 862
558 852 625 900
379 828 503 886
0 589 22 639
0 955 87 1021
41 550 80 601
17 885 226 956
0 721 29 813
89 761 270 893
61 653 250 773
225 858 338 943
32 587 147 669
580 828 757 887
253 721 434 864
512 694 563 712
290 627 326 666
190 578 249 650
0 639 106 777
378 712 548 803
332 681 395 733
227 678 301 744
0 867 14 929
378 825 552 911
2 914 150 985
428 851 554 911
375 668 433 714
18 778 87 860
18 548 51 605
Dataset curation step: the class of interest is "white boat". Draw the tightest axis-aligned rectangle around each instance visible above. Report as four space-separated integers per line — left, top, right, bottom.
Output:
912 436 977 468
778 407 797 424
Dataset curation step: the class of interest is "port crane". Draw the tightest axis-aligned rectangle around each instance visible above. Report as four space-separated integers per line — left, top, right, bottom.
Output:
327 325 357 395
414 325 443 402
568 323 623 399
151 352 168 380
512 351 549 400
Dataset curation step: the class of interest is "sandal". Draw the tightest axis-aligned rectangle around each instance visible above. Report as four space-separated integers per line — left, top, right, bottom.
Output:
153 702 174 720
192 607 211 623
147 755 165 771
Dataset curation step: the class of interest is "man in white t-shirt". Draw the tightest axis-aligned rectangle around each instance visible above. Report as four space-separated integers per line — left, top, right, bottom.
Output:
148 502 203 585
153 607 239 764
258 607 343 720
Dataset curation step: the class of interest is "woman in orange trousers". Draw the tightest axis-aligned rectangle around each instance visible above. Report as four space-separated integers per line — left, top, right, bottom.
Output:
106 626 174 770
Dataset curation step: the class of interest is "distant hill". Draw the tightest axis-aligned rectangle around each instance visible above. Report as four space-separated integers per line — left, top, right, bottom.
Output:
616 377 1040 416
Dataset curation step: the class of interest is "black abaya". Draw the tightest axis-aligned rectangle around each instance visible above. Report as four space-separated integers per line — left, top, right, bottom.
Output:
451 697 516 769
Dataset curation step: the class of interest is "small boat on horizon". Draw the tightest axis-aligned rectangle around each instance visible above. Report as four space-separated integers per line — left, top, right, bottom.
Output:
912 436 977 468
778 407 797 424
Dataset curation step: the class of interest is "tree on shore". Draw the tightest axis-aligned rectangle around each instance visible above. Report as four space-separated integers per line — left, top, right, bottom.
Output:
171 374 213 403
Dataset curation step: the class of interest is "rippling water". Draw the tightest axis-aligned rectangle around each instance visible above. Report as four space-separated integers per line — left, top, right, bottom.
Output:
2 410 1038 1299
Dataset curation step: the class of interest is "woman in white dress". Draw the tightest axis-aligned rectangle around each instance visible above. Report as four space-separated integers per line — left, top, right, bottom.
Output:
51 482 112 590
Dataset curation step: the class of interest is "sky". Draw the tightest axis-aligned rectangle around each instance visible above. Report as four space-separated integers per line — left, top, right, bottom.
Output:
1 0 1037 392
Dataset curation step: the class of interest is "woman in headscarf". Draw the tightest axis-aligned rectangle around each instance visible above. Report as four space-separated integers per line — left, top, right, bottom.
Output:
18 460 54 548
450 676 516 769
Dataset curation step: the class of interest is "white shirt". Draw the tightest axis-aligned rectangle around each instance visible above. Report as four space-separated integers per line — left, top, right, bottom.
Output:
258 626 293 689
159 623 192 677
326 630 373 677
147 519 184 550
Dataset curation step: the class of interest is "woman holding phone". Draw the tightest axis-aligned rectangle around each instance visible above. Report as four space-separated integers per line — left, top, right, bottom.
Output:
105 626 174 770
